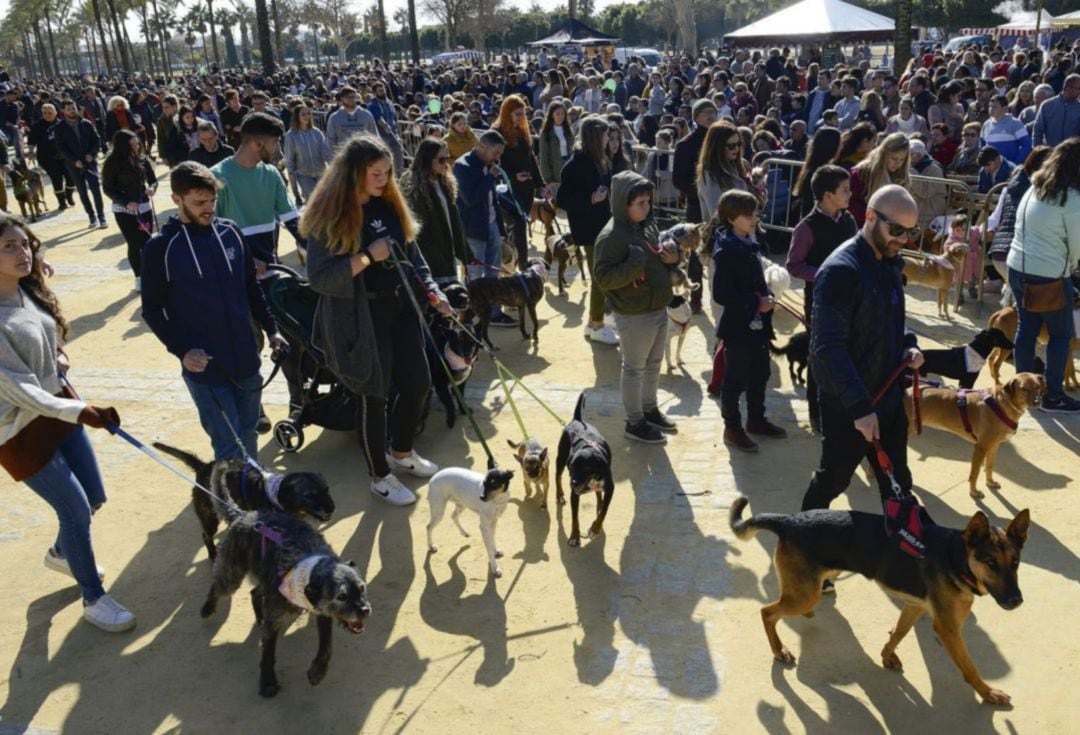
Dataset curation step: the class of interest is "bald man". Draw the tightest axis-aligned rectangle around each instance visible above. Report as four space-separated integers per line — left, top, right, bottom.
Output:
801 185 925 523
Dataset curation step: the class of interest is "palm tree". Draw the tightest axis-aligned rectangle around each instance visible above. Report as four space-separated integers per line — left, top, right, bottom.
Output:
206 0 222 63
230 0 255 67
88 0 114 71
254 0 275 73
102 0 131 69
375 0 388 60
406 0 419 64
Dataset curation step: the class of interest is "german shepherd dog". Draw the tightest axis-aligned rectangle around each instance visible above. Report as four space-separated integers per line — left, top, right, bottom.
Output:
10 159 48 222
730 496 1030 705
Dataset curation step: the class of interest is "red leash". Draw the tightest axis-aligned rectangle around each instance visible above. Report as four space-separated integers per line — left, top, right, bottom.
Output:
868 357 922 495
774 299 808 329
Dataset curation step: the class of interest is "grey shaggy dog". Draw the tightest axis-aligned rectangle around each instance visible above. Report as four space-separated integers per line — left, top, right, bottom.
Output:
200 509 371 698
152 443 335 561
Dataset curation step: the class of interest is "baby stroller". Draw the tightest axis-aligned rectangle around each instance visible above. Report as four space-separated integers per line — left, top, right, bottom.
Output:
262 264 356 452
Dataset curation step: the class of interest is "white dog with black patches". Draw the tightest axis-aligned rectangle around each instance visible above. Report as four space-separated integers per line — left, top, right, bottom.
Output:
426 467 516 577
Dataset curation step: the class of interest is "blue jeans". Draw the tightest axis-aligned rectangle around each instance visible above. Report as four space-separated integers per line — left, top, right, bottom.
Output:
67 163 105 220
1008 268 1076 398
467 221 503 316
184 372 262 460
24 427 107 603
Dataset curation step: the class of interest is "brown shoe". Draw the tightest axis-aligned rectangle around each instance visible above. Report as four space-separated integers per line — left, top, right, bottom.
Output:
746 419 787 438
724 427 759 453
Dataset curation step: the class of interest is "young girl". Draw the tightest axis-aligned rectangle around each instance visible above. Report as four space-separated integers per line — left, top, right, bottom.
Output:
711 190 787 453
947 214 983 301
102 130 157 291
0 215 134 631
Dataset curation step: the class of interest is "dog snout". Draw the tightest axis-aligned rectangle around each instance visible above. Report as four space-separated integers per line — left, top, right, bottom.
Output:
1001 593 1023 610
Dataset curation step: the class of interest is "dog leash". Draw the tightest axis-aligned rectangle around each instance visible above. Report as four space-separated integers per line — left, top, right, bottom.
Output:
773 298 808 329
386 238 499 470
60 375 243 515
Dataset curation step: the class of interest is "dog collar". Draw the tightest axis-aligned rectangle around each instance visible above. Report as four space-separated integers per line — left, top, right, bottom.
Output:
278 554 328 612
263 472 286 511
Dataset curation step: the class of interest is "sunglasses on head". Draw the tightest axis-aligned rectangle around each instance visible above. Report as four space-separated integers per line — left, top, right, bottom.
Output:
872 209 920 241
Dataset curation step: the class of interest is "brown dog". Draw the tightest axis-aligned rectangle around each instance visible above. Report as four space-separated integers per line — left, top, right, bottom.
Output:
658 223 703 292
730 497 1030 705
544 233 586 295
529 198 558 239
986 305 1079 389
905 372 1045 499
10 160 48 223
507 437 551 509
901 243 966 319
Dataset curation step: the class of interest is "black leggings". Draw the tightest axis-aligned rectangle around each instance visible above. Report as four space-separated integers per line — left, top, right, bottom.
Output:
501 185 532 269
114 211 152 277
357 299 431 478
41 157 73 205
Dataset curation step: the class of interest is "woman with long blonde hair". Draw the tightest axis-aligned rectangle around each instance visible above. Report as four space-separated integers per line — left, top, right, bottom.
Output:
302 136 452 506
848 133 911 224
491 94 546 268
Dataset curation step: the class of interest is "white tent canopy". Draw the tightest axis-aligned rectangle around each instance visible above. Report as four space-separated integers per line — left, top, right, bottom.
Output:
725 0 895 44
962 10 1058 36
1051 10 1080 27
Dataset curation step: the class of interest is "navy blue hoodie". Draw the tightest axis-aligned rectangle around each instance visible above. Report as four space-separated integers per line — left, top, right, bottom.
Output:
141 216 277 386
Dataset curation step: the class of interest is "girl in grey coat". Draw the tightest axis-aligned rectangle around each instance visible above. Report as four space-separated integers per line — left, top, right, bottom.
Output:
284 105 333 201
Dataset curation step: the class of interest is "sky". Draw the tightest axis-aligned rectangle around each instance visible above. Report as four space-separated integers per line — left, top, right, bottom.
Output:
0 0 620 32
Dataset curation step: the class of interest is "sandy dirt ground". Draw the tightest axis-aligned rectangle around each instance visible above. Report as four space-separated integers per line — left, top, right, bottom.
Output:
1 168 1078 735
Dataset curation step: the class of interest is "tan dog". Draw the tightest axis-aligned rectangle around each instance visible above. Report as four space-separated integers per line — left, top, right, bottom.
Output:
659 223 704 292
986 306 1079 389
506 437 551 509
529 198 558 239
905 373 1046 499
901 242 966 319
544 233 586 295
500 237 517 271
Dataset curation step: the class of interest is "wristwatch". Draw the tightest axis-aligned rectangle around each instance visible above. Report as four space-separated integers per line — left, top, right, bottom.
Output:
358 249 373 269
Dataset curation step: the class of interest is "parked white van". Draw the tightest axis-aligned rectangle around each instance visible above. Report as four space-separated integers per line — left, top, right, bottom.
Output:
614 47 664 70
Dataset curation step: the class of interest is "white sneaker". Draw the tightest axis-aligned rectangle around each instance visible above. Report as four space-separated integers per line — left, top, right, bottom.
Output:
586 325 620 345
83 594 136 632
386 450 439 478
45 547 105 581
370 475 417 506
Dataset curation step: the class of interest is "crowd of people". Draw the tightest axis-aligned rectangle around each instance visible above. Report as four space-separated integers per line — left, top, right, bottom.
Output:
0 34 1078 631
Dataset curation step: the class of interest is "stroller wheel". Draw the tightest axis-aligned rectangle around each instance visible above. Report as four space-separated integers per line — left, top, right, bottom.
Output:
273 420 305 453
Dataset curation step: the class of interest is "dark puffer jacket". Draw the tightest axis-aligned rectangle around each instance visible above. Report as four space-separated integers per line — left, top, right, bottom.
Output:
988 167 1032 259
711 227 774 344
810 234 917 420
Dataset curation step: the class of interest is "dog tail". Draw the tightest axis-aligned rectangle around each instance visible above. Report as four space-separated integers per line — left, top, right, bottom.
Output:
152 442 204 473
729 496 790 541
573 391 585 423
768 339 791 357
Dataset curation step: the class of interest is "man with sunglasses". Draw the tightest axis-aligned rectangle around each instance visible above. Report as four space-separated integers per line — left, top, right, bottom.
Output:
800 186 925 556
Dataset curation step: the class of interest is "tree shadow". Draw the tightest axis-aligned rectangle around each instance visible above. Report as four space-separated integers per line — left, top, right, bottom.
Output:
419 549 515 687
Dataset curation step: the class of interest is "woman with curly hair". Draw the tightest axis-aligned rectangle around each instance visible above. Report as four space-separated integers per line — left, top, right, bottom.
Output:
847 132 911 225
0 214 133 632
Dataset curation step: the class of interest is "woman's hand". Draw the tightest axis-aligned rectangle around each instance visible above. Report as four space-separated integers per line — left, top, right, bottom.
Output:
57 351 71 375
433 296 453 316
591 186 608 204
757 295 776 313
658 245 680 265
126 202 139 213
367 239 391 262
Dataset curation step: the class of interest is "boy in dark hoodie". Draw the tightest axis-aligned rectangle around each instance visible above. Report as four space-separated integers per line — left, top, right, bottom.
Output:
141 162 288 461
711 189 787 453
593 171 679 445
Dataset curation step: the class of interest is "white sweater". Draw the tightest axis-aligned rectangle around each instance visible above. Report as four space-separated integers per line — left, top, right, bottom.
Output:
0 290 85 446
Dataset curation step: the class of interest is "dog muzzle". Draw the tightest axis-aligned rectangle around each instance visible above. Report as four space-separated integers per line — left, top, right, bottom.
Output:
278 554 327 613
444 344 475 384
572 478 603 494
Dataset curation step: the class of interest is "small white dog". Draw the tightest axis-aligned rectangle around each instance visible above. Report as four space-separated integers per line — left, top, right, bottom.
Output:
761 255 792 294
665 294 694 370
426 467 515 577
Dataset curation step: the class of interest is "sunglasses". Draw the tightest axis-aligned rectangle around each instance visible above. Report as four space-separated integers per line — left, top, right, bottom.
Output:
872 209 920 241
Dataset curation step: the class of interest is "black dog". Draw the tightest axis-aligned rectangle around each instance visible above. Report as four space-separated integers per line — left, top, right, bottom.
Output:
555 392 614 547
921 328 1015 389
467 259 549 347
426 313 480 428
201 509 370 697
153 443 335 561
770 330 809 386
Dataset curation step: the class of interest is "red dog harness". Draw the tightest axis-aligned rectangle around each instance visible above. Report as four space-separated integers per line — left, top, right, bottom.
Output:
667 312 691 334
955 389 1018 440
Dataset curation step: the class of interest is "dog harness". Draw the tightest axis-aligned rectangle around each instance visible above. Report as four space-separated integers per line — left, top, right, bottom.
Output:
955 389 1018 440
667 312 691 334
278 554 328 613
883 496 929 559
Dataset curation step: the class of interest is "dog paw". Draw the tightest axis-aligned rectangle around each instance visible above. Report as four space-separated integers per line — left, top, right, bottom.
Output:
982 688 1012 706
428 544 438 554
568 535 581 548
557 493 566 506
969 488 986 500
588 522 604 538
259 676 281 698
307 661 328 686
881 650 903 670
495 549 504 558
986 479 1001 490
492 566 503 578
199 600 216 619
773 647 797 666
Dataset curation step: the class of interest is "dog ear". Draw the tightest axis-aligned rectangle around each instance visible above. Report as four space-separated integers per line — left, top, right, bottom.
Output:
540 446 549 462
346 559 357 567
963 511 991 547
1007 509 1030 548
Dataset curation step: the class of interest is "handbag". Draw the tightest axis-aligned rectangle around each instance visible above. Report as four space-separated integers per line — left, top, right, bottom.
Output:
1017 194 1067 313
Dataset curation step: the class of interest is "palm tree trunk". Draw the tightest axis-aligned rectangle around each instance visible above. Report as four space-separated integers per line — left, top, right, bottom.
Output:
150 0 171 74
893 0 912 80
33 22 52 77
89 0 114 72
376 0 388 60
22 32 36 77
269 0 283 65
568 0 576 21
239 15 252 66
45 12 62 77
407 0 419 64
673 0 696 58
254 0 275 74
139 3 157 73
206 0 221 63
103 0 131 69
